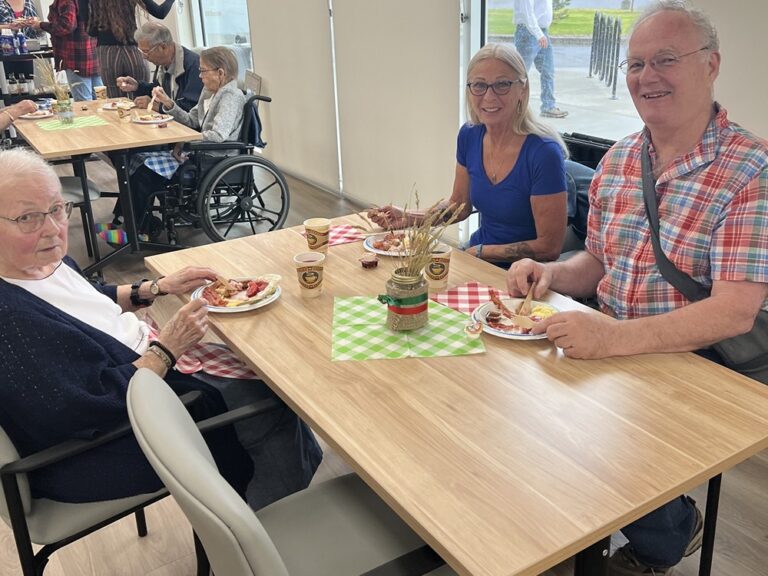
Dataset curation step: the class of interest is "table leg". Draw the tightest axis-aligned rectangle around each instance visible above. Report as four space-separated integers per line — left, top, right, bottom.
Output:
72 156 101 263
698 474 721 576
574 536 610 576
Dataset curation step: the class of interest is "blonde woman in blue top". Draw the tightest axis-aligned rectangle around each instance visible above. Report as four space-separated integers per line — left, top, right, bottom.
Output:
369 43 568 267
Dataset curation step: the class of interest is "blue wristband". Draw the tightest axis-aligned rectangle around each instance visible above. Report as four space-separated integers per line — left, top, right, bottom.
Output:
475 243 483 258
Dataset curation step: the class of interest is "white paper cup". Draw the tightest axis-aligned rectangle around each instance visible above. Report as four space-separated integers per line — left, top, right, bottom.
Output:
94 86 107 100
294 252 326 298
303 217 331 253
425 244 452 292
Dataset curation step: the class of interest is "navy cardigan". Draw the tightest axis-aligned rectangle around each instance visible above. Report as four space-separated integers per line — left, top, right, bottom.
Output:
0 257 250 502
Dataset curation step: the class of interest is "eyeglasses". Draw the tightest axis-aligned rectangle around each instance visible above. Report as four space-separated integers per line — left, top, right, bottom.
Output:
618 46 711 75
466 79 526 96
138 44 163 57
198 67 220 75
0 202 73 233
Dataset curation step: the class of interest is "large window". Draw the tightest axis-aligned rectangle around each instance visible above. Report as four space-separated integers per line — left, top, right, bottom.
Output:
484 0 644 141
195 0 251 46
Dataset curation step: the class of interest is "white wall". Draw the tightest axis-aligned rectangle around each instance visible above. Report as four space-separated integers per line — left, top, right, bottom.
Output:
694 0 767 138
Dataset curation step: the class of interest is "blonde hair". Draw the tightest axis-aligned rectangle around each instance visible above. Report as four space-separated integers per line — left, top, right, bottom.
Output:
466 43 568 158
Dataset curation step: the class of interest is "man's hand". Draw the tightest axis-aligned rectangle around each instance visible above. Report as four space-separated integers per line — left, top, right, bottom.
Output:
133 96 151 109
538 36 549 49
507 258 552 299
533 311 621 359
116 76 138 93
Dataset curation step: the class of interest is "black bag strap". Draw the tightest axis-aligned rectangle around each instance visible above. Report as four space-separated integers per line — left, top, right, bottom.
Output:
640 142 711 302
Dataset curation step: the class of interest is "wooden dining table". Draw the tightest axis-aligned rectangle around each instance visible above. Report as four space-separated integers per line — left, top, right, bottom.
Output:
145 215 768 576
13 98 202 275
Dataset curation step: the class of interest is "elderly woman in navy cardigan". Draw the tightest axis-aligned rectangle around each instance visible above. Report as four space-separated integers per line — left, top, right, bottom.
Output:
0 149 321 505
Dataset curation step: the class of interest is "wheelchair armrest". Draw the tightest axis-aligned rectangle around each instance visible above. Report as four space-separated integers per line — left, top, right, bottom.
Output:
0 391 202 476
185 141 250 153
197 397 282 435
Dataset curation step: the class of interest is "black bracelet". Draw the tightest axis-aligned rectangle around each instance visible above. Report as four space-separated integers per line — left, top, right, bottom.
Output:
149 341 177 368
130 279 151 307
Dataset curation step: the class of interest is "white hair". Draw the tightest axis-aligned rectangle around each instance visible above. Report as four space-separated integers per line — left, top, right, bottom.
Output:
0 149 61 199
632 0 719 51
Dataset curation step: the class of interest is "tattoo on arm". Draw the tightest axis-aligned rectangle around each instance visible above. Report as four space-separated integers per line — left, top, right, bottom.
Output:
501 242 536 262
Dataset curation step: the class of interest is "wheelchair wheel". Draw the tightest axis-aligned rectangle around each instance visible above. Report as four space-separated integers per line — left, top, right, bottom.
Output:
196 155 290 242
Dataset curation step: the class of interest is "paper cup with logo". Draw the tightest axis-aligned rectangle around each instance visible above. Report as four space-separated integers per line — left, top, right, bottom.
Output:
303 218 330 253
94 85 107 100
425 243 452 292
294 252 325 298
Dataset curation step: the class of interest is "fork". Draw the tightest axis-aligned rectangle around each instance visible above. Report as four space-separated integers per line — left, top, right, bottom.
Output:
147 95 155 112
518 280 537 316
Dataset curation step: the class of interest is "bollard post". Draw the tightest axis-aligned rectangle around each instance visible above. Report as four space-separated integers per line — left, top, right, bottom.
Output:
589 12 599 78
610 19 622 99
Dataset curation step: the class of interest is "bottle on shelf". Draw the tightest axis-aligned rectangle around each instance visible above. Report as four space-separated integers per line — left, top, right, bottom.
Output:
0 30 14 56
18 74 28 95
12 31 20 55
7 74 17 96
17 31 28 54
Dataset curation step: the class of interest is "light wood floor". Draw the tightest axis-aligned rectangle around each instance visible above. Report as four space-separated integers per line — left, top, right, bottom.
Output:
0 159 765 576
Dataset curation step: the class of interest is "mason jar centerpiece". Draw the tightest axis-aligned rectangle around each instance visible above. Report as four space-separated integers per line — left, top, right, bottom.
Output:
34 55 75 124
377 198 463 331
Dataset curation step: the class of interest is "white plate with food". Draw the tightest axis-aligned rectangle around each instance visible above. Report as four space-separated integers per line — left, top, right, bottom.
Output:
102 100 135 111
18 110 53 119
363 231 411 256
132 113 174 125
471 295 558 340
192 275 281 313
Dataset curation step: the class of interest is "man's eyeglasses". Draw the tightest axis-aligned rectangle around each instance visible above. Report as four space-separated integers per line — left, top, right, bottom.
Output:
466 79 527 96
139 44 163 57
0 202 73 233
618 46 711 75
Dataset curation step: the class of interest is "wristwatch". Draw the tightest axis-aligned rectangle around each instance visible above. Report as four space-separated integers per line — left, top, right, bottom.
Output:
149 276 167 297
130 279 151 307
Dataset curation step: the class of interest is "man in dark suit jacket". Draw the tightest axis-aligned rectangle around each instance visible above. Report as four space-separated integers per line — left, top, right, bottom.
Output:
116 21 202 112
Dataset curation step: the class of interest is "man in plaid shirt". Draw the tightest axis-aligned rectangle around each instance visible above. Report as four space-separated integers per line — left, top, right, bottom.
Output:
507 1 767 575
33 0 102 101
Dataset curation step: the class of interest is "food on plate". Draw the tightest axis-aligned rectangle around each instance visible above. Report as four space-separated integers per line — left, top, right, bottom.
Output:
358 253 379 269
464 321 483 338
136 112 170 122
485 290 556 334
104 99 136 110
372 231 407 252
21 110 52 118
200 275 281 308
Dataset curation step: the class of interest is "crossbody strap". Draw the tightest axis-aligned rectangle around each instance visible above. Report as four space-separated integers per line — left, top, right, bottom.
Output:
640 142 711 302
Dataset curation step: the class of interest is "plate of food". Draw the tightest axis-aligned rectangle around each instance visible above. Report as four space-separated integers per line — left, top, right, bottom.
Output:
470 292 558 340
102 100 135 111
132 112 174 125
192 275 281 313
18 109 53 119
363 231 411 256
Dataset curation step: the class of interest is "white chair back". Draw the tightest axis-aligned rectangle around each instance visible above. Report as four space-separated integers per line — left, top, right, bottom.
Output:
127 369 289 576
0 425 32 521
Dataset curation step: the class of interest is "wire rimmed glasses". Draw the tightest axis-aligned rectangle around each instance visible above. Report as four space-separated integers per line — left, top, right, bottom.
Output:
618 46 712 75
466 78 527 96
0 202 73 233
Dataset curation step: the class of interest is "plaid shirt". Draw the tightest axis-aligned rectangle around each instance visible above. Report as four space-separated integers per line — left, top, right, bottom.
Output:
40 0 98 77
585 105 768 320
0 0 42 38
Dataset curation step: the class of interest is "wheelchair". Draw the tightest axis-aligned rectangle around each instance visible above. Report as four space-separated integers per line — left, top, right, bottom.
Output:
138 93 290 244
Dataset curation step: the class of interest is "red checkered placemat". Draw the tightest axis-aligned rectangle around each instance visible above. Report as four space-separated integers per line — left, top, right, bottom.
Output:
299 224 365 246
145 320 258 379
431 281 509 315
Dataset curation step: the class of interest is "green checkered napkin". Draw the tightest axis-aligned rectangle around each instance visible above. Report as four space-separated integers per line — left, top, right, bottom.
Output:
37 116 109 131
332 296 485 361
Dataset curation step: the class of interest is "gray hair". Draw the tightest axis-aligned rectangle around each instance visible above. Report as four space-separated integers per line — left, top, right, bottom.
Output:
134 21 175 47
200 47 239 84
0 149 60 198
466 43 569 158
632 0 719 51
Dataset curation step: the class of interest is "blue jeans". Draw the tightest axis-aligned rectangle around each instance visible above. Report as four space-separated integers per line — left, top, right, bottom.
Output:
514 24 557 112
65 69 104 102
622 496 698 568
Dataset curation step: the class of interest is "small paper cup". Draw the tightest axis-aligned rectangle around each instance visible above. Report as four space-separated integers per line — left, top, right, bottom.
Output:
303 217 331 253
425 244 452 292
294 252 326 298
94 86 107 100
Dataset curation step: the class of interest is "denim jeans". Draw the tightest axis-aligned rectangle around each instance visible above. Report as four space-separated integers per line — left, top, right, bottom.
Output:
622 496 698 568
193 371 323 510
65 69 104 102
514 24 557 112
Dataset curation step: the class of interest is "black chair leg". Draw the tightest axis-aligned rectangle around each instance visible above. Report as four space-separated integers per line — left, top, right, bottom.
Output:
194 531 210 576
134 509 148 537
78 205 94 258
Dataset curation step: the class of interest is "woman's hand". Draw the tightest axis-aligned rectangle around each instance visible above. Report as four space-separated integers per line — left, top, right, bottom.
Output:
368 206 409 229
13 100 37 117
151 86 173 109
158 266 218 296
157 298 209 358
172 142 187 162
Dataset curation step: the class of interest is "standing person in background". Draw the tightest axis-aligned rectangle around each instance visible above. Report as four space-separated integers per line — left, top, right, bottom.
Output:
513 0 568 119
0 0 42 39
88 0 176 98
31 0 103 101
